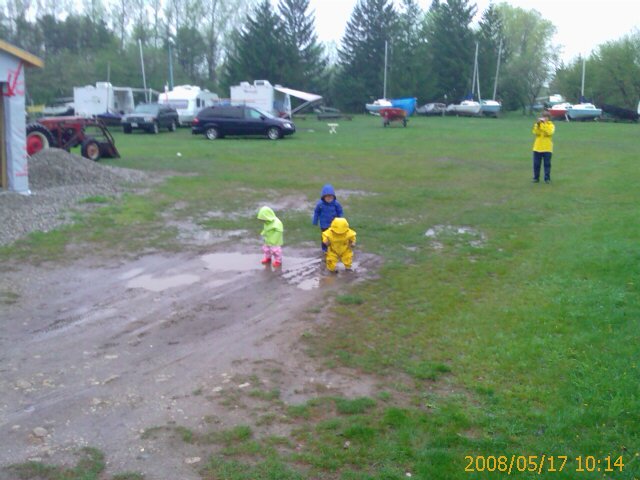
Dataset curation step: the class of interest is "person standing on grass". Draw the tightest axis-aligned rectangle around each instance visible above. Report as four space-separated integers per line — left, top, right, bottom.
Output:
257 206 283 267
312 184 344 253
531 110 555 184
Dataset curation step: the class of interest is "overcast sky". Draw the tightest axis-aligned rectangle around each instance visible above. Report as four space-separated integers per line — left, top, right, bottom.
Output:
309 0 639 64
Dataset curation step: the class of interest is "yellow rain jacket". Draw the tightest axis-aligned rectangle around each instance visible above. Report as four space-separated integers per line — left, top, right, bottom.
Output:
532 119 555 152
322 217 356 271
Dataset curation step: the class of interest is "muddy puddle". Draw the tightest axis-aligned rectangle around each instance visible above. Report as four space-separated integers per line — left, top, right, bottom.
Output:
0 246 378 479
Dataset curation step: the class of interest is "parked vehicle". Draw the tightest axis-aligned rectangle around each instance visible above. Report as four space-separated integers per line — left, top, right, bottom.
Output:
192 105 296 140
447 100 481 116
43 97 74 116
229 80 321 119
379 107 407 127
567 102 602 121
447 43 483 117
26 116 120 161
157 84 219 125
121 103 179 134
365 98 392 115
74 82 135 118
548 102 572 119
601 103 640 122
417 103 446 116
566 59 602 121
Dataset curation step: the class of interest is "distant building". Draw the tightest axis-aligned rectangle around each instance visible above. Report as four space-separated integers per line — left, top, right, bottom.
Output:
0 40 44 193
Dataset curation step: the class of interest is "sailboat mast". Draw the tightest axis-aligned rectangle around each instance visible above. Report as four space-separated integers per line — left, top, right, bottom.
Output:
581 57 586 98
476 52 482 102
471 42 479 98
383 40 388 99
139 39 148 103
492 39 502 101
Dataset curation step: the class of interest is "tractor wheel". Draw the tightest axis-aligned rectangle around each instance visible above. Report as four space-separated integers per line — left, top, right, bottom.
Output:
81 137 101 161
26 123 55 156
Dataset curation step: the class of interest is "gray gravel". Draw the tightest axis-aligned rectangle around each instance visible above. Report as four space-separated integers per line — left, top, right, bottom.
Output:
0 149 154 247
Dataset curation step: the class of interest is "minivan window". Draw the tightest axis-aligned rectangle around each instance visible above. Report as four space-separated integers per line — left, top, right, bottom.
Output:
246 108 264 119
253 107 275 119
211 107 242 118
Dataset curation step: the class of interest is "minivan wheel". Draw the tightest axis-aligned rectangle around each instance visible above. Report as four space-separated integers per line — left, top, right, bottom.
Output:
205 127 220 140
267 127 281 140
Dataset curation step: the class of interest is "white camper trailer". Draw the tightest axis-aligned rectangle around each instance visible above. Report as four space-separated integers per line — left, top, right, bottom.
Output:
157 85 219 125
230 80 291 118
73 82 135 117
229 80 322 118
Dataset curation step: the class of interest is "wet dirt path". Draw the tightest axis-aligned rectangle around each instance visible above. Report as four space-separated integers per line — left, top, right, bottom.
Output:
0 247 378 479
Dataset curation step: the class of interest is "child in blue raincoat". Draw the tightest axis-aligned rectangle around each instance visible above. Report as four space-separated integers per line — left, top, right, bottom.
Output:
312 184 344 252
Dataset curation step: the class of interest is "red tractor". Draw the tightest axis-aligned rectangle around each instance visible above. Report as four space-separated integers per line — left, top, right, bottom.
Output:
26 116 120 161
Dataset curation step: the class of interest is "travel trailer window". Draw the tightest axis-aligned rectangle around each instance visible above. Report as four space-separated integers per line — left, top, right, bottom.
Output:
167 100 188 110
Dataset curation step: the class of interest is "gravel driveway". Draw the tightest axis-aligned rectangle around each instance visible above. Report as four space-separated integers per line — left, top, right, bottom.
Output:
0 149 153 247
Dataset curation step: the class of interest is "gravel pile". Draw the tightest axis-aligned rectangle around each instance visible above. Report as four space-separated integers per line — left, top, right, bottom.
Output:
0 149 154 247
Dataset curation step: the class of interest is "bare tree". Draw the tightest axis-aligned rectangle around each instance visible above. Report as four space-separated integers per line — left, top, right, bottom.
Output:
201 0 253 85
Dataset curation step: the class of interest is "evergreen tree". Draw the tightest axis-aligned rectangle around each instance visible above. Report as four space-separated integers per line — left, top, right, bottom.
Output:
477 3 504 101
425 0 476 102
388 0 429 99
278 0 327 93
222 0 292 91
334 0 398 112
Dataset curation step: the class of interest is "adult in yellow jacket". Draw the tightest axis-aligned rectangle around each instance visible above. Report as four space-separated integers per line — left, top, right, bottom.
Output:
321 217 356 272
531 111 555 183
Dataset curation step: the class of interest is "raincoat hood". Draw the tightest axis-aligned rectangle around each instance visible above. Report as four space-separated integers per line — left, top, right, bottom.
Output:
330 217 350 235
320 184 336 200
257 206 277 222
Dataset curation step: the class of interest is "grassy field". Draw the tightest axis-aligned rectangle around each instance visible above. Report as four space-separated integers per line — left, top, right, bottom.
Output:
3 115 640 479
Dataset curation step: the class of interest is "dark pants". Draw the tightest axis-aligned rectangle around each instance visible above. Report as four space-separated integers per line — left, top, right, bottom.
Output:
321 228 328 252
533 151 552 181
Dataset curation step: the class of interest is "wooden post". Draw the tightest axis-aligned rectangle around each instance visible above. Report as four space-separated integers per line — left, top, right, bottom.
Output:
0 90 6 189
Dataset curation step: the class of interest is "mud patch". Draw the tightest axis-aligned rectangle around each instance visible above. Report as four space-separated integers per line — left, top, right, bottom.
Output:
425 224 487 249
0 246 380 479
166 218 249 246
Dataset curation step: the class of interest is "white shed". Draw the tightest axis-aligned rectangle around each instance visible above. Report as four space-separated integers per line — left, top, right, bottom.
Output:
0 40 43 193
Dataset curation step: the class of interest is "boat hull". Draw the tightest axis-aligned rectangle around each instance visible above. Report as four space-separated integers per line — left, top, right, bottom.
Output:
480 101 501 116
365 100 392 115
567 103 602 120
447 101 481 116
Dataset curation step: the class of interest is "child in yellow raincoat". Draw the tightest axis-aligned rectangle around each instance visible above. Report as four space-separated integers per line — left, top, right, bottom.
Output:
321 217 356 272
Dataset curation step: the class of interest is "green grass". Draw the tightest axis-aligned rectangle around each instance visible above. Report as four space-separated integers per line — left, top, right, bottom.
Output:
3 116 640 478
6 447 143 479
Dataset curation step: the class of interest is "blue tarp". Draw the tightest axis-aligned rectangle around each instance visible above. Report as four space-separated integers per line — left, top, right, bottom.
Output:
390 97 417 116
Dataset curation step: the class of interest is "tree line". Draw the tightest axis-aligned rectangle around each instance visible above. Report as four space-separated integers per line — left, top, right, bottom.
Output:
1 0 638 112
